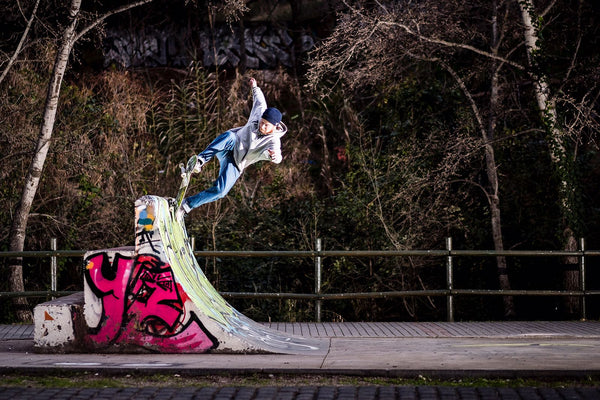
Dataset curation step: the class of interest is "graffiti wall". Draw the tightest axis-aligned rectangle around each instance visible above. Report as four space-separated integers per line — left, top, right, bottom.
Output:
103 24 316 69
83 195 324 354
82 200 219 353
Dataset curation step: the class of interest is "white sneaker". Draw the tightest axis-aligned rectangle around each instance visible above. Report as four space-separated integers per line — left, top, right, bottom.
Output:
192 159 205 174
175 206 186 221
175 201 191 221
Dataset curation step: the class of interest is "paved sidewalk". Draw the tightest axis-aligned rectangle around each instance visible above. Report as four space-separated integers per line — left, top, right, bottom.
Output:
1 321 600 378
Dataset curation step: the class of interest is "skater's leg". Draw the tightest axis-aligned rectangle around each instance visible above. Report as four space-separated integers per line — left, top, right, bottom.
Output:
183 153 241 211
197 130 236 164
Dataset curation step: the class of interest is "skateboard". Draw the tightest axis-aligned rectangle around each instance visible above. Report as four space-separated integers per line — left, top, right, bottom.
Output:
173 154 198 211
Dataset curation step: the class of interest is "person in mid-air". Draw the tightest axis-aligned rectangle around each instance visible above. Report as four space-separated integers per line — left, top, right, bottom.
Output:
175 77 286 220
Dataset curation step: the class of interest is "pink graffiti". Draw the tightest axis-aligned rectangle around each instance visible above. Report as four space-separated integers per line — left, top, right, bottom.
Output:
127 255 183 334
84 252 217 352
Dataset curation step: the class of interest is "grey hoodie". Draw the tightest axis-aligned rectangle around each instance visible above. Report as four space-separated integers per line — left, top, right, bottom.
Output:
232 86 287 170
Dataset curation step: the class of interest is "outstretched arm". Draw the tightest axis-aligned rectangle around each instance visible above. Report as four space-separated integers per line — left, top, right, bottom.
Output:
248 77 267 123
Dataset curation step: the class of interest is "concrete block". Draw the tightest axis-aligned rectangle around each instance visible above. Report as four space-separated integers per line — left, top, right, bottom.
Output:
33 292 86 352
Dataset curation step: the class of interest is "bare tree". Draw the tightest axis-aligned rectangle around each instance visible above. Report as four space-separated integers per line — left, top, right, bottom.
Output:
308 0 600 318
308 0 519 316
8 0 155 322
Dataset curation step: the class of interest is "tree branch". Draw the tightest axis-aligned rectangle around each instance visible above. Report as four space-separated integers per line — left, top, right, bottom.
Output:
0 0 40 85
378 20 526 71
74 0 155 42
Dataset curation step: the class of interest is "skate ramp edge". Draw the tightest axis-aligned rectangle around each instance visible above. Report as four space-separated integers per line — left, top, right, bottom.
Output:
65 195 325 354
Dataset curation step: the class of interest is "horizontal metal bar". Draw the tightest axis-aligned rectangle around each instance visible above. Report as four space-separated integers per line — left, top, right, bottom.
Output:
195 250 450 257
221 290 448 300
3 249 600 259
450 250 585 257
221 289 600 300
0 291 79 298
0 250 86 258
5 288 600 301
451 289 597 296
194 250 597 257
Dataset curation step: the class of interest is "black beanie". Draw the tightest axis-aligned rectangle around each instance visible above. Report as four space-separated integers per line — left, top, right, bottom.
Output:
262 107 282 125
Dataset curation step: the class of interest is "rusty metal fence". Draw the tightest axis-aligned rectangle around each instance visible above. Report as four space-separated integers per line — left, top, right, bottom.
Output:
1 237 599 321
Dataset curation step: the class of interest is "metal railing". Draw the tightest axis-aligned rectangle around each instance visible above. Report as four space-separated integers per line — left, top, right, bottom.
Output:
1 237 598 321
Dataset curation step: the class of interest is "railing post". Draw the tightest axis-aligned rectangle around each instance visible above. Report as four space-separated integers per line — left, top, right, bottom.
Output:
446 237 454 322
315 238 322 323
580 237 586 321
51 238 57 300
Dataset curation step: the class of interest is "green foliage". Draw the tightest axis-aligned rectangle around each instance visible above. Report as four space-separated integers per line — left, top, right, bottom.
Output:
150 64 221 161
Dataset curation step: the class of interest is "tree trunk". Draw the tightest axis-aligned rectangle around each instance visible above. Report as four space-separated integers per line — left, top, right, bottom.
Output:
488 0 515 317
518 0 580 315
486 157 515 317
7 0 81 322
7 0 155 322
442 54 515 318
486 72 515 317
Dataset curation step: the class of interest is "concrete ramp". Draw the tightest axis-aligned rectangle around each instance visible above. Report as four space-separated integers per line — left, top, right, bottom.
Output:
82 195 324 354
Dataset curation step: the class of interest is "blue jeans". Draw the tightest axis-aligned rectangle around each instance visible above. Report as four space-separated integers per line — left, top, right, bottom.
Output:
184 130 241 211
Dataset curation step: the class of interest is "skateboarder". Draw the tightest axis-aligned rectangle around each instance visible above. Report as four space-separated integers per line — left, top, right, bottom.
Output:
175 77 287 220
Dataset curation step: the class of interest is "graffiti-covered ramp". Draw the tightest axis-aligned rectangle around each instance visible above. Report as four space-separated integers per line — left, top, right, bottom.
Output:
83 195 326 355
